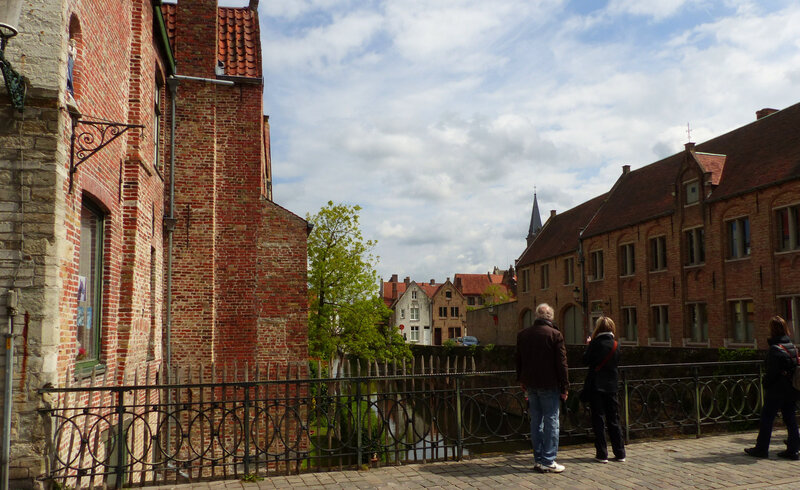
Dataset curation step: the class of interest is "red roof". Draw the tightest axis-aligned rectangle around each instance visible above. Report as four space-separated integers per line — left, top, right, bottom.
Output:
518 193 607 266
161 4 261 79
695 152 726 186
218 7 261 78
454 273 508 296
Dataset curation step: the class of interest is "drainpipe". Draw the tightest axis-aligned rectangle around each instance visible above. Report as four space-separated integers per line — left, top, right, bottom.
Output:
2 289 19 490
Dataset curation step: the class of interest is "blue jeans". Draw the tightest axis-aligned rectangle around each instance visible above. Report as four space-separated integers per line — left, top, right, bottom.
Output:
527 389 561 465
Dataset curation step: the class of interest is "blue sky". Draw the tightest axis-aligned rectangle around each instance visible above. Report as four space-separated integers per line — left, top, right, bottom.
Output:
220 0 800 283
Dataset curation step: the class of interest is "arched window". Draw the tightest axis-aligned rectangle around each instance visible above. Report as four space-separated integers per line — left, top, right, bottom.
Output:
67 15 82 110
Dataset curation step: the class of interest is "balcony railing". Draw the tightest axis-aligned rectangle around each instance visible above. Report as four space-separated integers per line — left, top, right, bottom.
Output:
39 359 764 488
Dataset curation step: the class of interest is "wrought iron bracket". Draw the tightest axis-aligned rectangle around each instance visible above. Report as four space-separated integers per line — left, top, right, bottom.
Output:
69 114 144 193
0 27 27 112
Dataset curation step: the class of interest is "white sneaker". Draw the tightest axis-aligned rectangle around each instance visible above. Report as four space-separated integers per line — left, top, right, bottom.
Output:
534 462 542 472
595 457 608 463
541 461 565 473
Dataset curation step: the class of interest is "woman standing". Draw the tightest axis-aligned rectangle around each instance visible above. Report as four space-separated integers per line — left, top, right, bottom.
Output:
583 316 626 463
745 316 800 459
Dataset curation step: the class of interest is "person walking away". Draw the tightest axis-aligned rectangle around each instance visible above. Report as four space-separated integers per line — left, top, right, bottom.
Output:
516 303 569 473
745 316 800 459
583 316 626 463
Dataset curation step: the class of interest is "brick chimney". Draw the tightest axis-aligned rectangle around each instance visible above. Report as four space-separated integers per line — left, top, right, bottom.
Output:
249 0 260 11
756 108 778 120
404 276 410 285
550 210 557 219
430 279 435 285
176 0 219 78
390 274 398 282
622 164 630 175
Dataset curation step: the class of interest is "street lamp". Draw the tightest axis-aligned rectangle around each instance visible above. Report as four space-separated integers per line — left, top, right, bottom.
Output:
0 0 27 112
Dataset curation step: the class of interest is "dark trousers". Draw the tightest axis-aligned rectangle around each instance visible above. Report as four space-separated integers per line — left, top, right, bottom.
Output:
590 390 626 459
755 390 800 453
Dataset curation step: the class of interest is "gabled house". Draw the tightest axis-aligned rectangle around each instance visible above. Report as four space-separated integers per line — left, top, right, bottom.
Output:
431 279 467 344
391 281 435 345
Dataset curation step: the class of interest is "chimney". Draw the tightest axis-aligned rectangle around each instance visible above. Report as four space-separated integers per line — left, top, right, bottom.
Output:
756 108 778 120
404 276 410 285
391 282 397 298
430 279 435 285
390 274 398 282
622 164 630 175
176 0 219 78
249 0 260 11
685 142 695 152
550 210 557 219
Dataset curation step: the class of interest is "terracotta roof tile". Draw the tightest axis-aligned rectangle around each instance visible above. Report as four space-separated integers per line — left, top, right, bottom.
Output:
218 7 261 78
695 152 726 185
454 274 508 296
161 3 177 51
518 193 607 266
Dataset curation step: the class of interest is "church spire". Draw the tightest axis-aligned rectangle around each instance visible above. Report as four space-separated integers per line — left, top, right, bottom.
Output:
527 190 543 246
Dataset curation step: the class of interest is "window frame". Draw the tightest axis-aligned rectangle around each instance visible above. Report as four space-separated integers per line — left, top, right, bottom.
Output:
684 179 700 206
650 305 670 344
684 226 705 266
563 257 574 285
649 235 667 271
621 306 637 342
410 306 420 321
620 243 635 277
540 264 549 290
726 216 751 259
589 250 604 281
775 204 800 252
450 306 459 317
686 302 708 343
729 299 755 343
76 199 105 369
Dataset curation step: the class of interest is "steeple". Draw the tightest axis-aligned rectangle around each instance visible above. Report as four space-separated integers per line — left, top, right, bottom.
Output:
527 190 543 246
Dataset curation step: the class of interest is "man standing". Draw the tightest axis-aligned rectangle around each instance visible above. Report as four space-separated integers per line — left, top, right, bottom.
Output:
516 303 569 473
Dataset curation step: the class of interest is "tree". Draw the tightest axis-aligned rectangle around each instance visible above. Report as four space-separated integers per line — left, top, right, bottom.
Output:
307 201 409 364
481 284 513 306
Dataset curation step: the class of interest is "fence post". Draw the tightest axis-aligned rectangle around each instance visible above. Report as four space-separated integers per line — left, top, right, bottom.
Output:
356 378 362 466
622 369 629 443
455 376 463 461
243 385 251 476
758 363 764 409
114 389 125 489
693 367 701 438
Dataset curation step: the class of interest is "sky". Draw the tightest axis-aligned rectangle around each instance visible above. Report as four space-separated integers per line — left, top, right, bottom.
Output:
220 0 800 284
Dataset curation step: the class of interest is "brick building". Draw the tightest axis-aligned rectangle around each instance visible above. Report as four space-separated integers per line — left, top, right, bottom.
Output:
430 279 466 344
516 104 800 349
0 0 308 486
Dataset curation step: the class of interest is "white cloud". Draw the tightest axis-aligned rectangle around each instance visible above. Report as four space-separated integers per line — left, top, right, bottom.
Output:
259 0 800 281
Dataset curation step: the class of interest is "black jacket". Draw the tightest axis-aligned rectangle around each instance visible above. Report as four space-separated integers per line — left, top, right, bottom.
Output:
764 335 798 392
516 318 569 394
582 332 620 393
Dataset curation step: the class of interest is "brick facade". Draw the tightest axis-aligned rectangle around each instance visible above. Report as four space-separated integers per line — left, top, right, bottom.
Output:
516 106 800 349
1 0 308 486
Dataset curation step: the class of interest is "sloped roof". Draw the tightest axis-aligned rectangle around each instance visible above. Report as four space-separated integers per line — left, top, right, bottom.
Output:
582 157 680 238
695 152 726 186
454 273 507 296
419 283 442 298
700 103 800 202
160 4 261 78
218 7 261 78
382 281 407 307
528 193 543 238
517 193 607 266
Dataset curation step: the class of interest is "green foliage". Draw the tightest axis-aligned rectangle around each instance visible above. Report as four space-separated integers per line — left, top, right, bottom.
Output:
481 284 512 306
307 201 410 362
442 339 457 348
717 347 759 362
241 474 264 482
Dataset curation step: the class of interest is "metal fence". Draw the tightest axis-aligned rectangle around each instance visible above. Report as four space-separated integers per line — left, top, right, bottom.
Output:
39 359 765 488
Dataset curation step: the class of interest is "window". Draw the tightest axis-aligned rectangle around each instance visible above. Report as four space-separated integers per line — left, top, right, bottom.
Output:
590 250 604 280
468 296 475 306
521 269 530 292
410 307 420 321
477 296 484 305
77 200 105 366
409 325 420 342
445 290 452 299
684 180 700 205
448 327 462 339
726 217 751 259
563 257 574 285
450 306 459 317
780 296 800 343
153 77 162 171
685 227 705 266
621 307 637 342
411 290 417 300
687 303 708 342
730 299 754 343
651 305 670 343
540 264 549 289
650 236 667 271
620 243 635 276
400 309 405 319
438 306 447 317
776 205 800 252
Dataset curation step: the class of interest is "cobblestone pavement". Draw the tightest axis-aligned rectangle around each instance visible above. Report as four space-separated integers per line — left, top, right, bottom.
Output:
154 430 800 489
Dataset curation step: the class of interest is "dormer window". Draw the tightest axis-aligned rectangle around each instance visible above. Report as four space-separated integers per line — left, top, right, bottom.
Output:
684 180 700 205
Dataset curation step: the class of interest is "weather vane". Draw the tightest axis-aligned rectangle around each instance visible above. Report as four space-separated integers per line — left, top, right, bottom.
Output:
686 122 692 142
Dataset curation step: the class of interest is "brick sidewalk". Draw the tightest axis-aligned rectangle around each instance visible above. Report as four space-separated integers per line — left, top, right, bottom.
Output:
153 430 800 489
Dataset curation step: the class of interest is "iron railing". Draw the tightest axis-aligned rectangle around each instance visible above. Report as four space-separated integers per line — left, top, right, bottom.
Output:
40 359 765 488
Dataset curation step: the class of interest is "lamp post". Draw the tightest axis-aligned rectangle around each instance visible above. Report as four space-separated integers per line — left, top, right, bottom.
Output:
0 0 27 112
